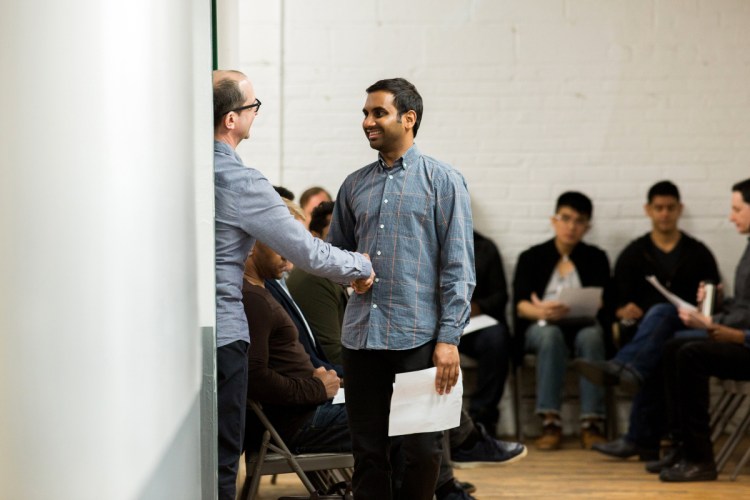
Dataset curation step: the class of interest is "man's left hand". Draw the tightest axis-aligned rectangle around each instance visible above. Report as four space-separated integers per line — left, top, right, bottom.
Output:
678 307 713 330
433 342 460 395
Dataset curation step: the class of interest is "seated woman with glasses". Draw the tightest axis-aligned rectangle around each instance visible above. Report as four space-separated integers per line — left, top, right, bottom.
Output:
512 191 611 451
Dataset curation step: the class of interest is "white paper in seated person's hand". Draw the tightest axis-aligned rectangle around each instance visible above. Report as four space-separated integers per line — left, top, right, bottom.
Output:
557 287 603 318
388 367 463 437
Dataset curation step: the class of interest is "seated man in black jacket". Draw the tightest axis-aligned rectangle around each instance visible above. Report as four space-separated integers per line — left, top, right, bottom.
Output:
458 230 512 436
513 191 610 451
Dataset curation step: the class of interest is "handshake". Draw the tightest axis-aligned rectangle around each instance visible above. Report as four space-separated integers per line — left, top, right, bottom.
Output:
351 253 376 294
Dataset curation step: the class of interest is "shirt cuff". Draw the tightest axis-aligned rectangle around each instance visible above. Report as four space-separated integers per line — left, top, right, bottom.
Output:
437 326 462 346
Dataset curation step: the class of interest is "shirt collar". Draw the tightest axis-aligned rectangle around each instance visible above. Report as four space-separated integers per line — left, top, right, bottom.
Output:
377 143 421 172
214 139 243 163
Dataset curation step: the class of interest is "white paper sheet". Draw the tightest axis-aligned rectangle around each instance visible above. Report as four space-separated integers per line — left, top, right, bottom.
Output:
557 287 603 318
462 314 499 336
388 367 463 437
332 387 345 405
646 276 697 311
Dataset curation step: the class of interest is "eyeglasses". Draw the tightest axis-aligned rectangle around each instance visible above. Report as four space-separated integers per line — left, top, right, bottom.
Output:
227 98 261 115
553 213 589 228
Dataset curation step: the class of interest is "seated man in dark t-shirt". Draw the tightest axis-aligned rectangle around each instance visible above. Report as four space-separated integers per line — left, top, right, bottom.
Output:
575 181 720 462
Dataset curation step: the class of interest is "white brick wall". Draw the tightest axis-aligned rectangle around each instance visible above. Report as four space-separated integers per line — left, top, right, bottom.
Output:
235 0 750 294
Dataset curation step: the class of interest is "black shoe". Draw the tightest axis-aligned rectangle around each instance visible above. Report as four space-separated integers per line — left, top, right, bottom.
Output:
451 423 528 469
457 481 476 495
573 359 643 393
436 479 477 500
591 438 659 461
659 459 717 482
645 447 682 474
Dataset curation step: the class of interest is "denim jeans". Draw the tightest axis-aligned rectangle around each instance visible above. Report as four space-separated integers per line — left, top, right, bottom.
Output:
286 400 351 454
525 322 605 418
614 303 707 380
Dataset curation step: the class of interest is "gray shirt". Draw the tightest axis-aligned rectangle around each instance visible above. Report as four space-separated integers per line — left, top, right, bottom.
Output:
214 140 372 348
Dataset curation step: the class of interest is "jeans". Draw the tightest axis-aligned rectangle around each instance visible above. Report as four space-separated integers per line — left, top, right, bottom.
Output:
287 400 351 454
525 322 605 418
342 341 443 500
457 323 510 430
217 340 249 500
614 303 706 380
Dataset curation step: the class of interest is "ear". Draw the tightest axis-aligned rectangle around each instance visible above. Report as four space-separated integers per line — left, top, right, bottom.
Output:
643 203 650 217
401 109 417 132
222 111 237 131
676 202 684 217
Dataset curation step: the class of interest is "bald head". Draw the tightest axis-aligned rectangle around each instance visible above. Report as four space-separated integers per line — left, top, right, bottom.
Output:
213 70 258 148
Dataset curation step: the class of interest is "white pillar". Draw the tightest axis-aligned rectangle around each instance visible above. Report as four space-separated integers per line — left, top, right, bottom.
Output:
0 1 213 498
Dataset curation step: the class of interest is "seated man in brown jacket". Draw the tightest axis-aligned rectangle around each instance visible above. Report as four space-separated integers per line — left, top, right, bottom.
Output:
242 237 348 453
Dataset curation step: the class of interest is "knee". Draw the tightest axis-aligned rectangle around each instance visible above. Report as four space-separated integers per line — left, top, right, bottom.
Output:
645 303 677 319
532 326 565 353
576 326 605 358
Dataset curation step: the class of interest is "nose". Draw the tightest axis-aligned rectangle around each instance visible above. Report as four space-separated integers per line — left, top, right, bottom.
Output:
363 113 375 128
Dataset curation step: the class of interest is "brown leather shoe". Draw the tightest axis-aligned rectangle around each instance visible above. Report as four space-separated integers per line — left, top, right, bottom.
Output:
580 424 607 449
535 424 562 451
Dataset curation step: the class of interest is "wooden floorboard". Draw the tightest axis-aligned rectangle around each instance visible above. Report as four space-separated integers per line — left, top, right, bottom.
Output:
242 436 750 499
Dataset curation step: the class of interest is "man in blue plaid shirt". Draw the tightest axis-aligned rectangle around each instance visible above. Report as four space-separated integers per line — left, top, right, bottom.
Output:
328 78 476 500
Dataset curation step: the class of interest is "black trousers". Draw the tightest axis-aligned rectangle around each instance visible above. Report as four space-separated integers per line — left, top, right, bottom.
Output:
343 342 443 500
664 338 750 463
217 340 249 500
457 323 510 432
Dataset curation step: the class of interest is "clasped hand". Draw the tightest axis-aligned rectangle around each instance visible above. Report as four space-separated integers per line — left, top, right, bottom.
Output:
351 252 375 294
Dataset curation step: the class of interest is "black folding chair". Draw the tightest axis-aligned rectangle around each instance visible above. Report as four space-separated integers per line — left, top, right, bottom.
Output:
240 400 354 500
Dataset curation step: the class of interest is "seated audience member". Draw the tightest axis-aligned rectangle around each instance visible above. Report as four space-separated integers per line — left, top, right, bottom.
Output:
287 201 349 365
576 178 750 467
657 328 750 482
243 236 523 500
243 239 349 454
612 180 719 346
585 181 719 461
458 230 512 436
299 186 332 229
513 191 610 451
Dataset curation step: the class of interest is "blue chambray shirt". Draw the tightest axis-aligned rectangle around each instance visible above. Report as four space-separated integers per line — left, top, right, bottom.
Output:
214 140 372 348
328 144 476 350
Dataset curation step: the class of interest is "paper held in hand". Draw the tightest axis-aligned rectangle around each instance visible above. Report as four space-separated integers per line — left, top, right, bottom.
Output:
388 367 463 437
645 276 697 311
557 287 603 318
462 314 498 336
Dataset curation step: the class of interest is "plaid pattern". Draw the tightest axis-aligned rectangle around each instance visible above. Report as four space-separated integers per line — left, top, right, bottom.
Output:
328 144 475 350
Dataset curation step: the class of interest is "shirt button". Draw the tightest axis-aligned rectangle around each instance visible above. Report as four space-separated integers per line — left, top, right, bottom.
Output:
384 199 388 204
379 224 384 229
388 175 393 179
375 278 379 283
372 304 378 309
376 251 381 256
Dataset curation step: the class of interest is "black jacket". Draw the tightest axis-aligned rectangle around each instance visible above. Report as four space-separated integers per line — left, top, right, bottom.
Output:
473 231 509 326
512 238 612 364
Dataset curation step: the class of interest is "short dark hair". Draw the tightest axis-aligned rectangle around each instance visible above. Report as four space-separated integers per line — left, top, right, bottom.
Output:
733 178 750 204
309 201 335 235
366 78 423 138
213 75 246 129
273 186 295 201
647 180 680 203
299 187 332 210
556 191 593 219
